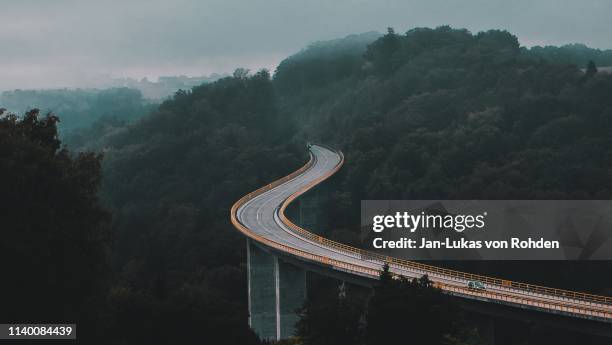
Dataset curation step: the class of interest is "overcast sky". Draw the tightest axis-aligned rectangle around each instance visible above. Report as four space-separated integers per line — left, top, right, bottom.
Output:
1 0 611 90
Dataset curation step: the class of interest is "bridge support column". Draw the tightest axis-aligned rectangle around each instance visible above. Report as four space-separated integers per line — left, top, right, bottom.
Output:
278 259 307 339
247 239 277 340
247 239 307 341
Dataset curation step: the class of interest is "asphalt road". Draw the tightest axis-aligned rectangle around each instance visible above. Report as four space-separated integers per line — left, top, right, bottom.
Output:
235 144 612 322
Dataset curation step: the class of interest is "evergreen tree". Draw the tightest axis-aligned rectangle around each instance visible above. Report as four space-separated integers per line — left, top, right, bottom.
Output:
586 60 598 77
366 271 477 345
295 282 365 345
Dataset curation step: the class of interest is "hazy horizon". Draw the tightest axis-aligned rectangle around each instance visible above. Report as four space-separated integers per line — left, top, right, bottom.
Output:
2 0 611 91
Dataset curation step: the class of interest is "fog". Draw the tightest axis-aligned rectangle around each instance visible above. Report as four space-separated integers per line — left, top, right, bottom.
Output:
2 0 611 90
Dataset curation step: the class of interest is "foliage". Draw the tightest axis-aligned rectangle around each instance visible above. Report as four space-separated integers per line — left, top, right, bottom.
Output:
586 60 598 78
274 26 612 294
1 71 298 344
95 71 301 344
274 32 380 98
0 109 111 339
293 268 478 345
8 25 612 344
366 268 478 345
295 282 365 345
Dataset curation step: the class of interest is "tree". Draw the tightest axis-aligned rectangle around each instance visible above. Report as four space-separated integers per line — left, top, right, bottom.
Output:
364 27 400 74
586 60 598 78
0 109 111 332
295 282 365 345
89 72 299 344
233 67 251 79
366 271 477 345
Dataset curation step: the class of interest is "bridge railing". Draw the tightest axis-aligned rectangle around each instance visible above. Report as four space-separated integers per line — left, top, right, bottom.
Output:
229 150 381 275
231 145 612 320
438 283 612 320
275 146 612 308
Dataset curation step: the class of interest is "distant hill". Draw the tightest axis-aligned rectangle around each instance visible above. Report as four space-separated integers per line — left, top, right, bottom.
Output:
0 74 226 138
274 32 381 96
0 88 155 136
105 74 227 100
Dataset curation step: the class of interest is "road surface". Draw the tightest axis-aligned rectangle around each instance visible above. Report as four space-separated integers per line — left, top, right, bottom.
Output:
232 144 612 322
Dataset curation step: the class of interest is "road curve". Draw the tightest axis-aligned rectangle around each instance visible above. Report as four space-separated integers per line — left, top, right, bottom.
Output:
231 144 612 323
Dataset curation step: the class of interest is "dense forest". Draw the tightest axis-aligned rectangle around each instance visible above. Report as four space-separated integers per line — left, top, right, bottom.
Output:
275 27 612 296
1 72 299 344
278 27 612 205
3 26 612 344
0 109 111 340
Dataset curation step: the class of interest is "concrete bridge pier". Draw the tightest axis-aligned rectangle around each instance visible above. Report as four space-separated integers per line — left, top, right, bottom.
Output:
247 239 307 341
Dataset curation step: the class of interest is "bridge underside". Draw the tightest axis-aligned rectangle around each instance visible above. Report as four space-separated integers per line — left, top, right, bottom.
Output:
247 238 612 342
461 296 612 341
247 239 307 341
236 145 611 342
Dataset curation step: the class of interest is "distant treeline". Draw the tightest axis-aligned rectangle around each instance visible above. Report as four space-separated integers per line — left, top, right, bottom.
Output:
523 43 612 67
0 87 155 136
103 74 227 99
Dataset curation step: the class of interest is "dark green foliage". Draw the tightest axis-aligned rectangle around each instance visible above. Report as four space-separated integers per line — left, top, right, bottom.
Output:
364 27 401 75
294 269 478 345
96 71 301 344
276 25 612 204
0 109 111 334
367 269 477 345
2 72 297 344
105 282 261 345
274 32 380 98
15 24 612 344
274 26 612 295
586 60 598 78
295 282 365 345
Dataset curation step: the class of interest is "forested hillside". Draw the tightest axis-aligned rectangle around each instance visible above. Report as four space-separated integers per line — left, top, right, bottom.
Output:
96 70 302 344
277 27 612 201
71 26 612 312
275 26 612 295
1 72 302 345
5 25 612 344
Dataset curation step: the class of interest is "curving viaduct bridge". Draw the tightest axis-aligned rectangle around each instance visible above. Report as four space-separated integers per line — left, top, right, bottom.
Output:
231 144 612 342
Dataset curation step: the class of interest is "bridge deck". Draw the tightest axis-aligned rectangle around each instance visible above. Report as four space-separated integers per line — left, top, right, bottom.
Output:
232 144 612 323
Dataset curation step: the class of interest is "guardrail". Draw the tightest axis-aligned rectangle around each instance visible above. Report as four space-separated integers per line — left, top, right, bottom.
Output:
231 144 612 320
438 283 612 320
